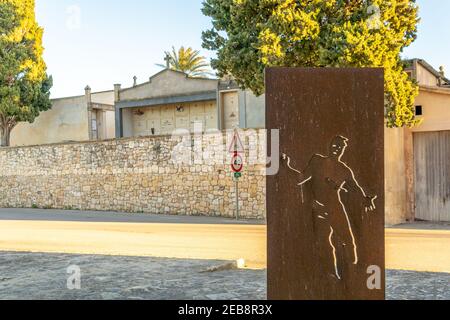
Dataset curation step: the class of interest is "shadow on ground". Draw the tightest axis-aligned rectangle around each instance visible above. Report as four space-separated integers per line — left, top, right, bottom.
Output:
0 252 448 300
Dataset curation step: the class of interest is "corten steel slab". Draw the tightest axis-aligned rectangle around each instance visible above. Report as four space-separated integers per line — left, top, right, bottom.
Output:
266 68 385 300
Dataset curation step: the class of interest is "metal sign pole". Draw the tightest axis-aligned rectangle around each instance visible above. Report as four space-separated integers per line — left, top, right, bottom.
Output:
235 176 240 220
230 129 244 221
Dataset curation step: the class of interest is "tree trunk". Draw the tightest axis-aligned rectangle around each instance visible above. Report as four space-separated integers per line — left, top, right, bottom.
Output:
0 122 13 147
0 115 17 147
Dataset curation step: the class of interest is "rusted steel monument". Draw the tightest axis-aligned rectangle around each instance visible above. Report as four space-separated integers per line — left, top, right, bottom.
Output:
266 68 385 300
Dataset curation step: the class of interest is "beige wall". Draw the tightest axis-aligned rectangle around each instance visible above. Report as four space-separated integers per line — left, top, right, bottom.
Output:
117 70 267 137
244 91 266 129
8 90 116 147
105 110 116 139
91 90 115 140
384 127 410 225
92 91 114 105
10 96 89 147
120 70 218 101
117 70 219 138
130 101 218 137
122 101 218 138
92 109 116 141
406 87 450 223
412 89 450 132
218 89 265 130
122 108 134 138
221 91 240 129
384 86 450 225
416 63 440 87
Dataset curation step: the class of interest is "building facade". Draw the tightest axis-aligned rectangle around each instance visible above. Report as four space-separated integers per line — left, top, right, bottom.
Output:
114 69 265 138
386 59 450 224
8 87 116 147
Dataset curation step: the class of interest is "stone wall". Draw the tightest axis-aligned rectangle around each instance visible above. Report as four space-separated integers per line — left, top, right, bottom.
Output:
0 130 266 219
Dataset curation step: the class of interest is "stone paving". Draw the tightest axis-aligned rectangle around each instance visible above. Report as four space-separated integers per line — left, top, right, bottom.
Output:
0 252 448 300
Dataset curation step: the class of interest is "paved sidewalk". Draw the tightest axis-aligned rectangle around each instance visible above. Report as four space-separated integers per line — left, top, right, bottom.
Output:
0 252 448 300
392 221 450 231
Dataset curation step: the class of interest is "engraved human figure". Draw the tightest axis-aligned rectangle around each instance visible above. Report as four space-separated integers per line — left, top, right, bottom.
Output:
282 136 377 280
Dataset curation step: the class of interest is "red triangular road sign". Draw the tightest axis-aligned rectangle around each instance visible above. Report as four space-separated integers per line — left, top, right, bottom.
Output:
228 129 245 154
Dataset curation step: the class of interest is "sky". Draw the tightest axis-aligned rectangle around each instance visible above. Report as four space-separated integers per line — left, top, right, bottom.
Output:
35 0 450 98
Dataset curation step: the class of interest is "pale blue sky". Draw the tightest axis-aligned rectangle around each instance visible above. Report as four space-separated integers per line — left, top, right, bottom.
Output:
35 0 450 98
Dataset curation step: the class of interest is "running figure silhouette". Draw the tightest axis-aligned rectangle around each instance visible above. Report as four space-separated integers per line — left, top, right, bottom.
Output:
282 135 377 280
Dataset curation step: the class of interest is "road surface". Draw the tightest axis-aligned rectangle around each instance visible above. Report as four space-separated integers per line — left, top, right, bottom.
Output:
0 209 449 272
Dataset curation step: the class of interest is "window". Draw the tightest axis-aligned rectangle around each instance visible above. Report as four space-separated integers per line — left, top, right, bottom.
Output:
92 119 97 131
415 105 423 116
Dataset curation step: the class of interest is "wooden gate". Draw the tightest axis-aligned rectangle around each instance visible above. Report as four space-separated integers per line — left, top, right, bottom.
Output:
414 131 450 222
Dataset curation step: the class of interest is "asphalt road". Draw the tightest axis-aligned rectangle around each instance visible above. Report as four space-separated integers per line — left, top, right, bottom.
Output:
0 209 267 268
0 208 449 272
0 208 264 225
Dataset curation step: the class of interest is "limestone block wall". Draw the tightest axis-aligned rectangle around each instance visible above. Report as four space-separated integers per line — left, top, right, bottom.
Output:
0 131 266 219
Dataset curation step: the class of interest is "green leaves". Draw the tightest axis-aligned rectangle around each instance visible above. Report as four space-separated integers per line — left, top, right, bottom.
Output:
0 0 52 146
202 0 420 127
157 46 214 78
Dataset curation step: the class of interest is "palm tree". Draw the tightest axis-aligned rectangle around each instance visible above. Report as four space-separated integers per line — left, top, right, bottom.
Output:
157 46 213 78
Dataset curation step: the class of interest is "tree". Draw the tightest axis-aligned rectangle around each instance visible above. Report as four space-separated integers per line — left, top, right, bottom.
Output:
0 0 52 147
202 0 420 128
157 46 213 78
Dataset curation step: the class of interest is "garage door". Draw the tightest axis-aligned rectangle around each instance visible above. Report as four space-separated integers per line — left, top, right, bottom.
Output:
414 131 450 222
